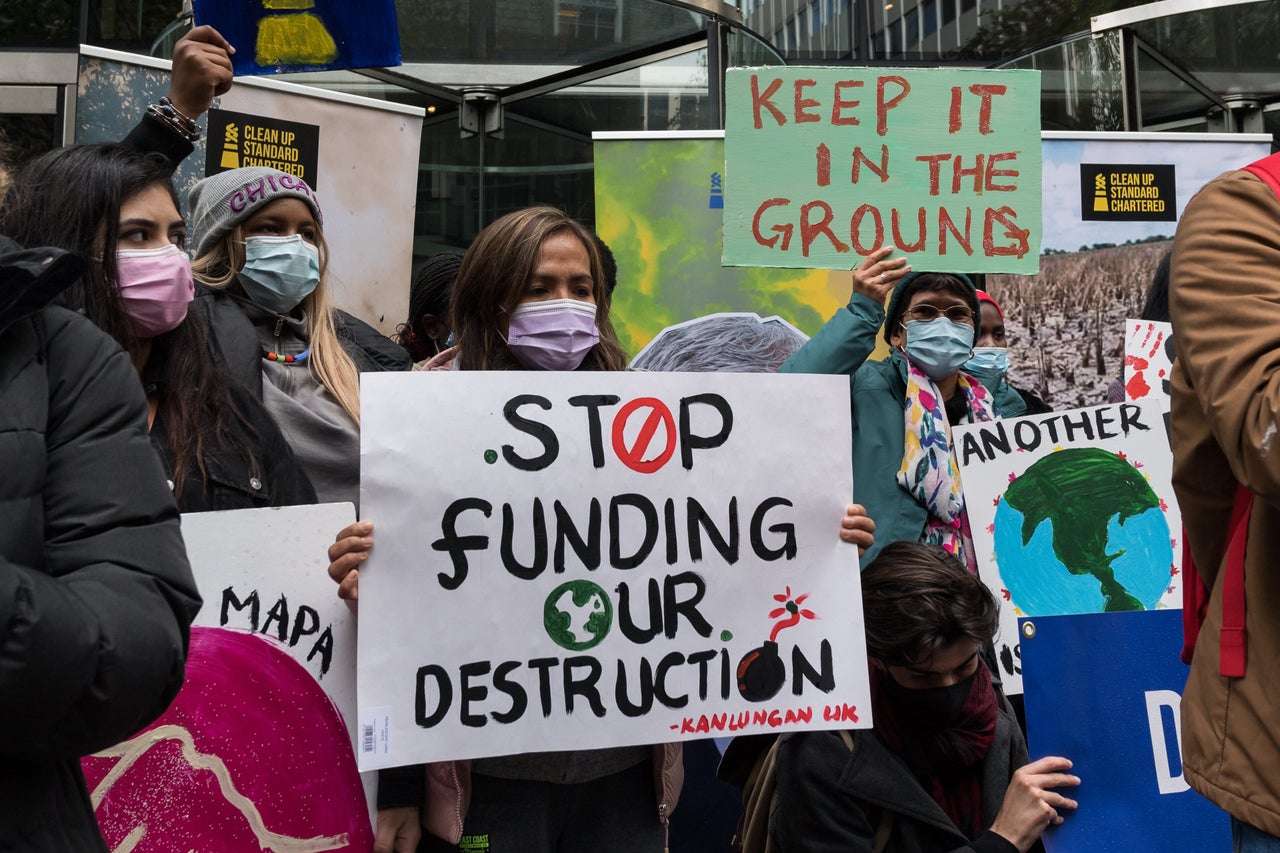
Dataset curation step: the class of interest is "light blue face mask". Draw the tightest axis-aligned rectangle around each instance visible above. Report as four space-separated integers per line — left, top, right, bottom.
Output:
902 318 974 380
237 235 321 314
964 346 1009 383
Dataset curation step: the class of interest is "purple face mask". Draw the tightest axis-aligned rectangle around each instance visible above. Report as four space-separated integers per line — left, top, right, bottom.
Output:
115 244 195 338
506 298 600 371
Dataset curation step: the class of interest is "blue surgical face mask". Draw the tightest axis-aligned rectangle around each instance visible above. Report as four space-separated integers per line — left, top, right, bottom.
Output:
965 346 1009 383
902 318 974 380
237 235 321 314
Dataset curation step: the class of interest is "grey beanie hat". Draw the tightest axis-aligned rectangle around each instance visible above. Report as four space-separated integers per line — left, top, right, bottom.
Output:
187 166 323 260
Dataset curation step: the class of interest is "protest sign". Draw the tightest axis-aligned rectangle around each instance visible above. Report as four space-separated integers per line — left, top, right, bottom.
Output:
954 403 1181 694
723 66 1042 273
82 503 375 851
193 0 400 75
629 312 809 373
357 371 868 769
1124 319 1174 427
1021 610 1230 852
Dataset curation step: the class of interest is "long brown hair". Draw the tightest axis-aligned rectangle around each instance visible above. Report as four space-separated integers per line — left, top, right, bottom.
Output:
0 143 258 501
451 205 629 371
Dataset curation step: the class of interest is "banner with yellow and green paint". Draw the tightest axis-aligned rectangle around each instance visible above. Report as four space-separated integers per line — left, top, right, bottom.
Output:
593 131 862 357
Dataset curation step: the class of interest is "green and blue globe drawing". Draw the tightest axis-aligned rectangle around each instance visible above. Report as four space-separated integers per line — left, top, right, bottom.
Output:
992 447 1172 614
543 580 614 651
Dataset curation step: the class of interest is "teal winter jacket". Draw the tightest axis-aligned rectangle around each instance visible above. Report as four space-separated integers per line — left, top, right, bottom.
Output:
780 293 1025 565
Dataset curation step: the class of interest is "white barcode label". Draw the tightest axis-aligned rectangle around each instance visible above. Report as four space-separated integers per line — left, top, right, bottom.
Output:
358 706 392 758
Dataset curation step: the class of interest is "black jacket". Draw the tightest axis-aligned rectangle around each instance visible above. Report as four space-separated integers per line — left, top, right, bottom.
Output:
192 287 411 397
0 237 201 852
143 334 318 513
122 111 195 171
772 705 1032 853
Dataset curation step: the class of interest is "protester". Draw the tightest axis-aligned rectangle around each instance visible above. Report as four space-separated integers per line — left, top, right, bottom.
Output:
329 205 677 853
1169 153 1280 849
0 144 316 511
772 542 1078 853
122 25 234 169
187 166 410 504
0 234 201 850
396 250 463 367
779 247 1027 568
971 291 1050 415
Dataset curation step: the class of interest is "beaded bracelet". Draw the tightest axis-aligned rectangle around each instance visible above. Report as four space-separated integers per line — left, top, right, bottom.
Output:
146 96 202 142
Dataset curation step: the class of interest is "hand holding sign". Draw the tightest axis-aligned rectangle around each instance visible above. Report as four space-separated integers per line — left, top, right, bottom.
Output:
167 26 235 120
838 503 876 556
851 245 910 303
991 756 1081 853
328 520 373 601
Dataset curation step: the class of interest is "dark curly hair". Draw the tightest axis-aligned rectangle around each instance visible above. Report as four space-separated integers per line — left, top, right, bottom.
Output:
860 541 999 667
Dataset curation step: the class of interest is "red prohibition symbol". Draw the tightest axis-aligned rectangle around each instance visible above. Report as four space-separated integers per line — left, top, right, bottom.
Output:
611 397 676 474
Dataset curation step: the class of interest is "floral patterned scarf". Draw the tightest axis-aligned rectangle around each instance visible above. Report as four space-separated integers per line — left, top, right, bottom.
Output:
896 361 997 571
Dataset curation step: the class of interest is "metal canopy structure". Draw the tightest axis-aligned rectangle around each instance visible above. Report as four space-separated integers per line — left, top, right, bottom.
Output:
232 0 784 252
996 0 1280 138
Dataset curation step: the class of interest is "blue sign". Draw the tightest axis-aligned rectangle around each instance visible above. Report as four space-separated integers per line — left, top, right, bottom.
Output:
193 0 401 76
1020 610 1229 853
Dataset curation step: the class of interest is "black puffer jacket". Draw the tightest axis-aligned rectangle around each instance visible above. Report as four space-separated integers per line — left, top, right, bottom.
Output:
0 237 201 852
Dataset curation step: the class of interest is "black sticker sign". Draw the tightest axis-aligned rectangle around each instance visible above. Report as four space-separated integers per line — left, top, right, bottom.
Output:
1080 164 1176 222
205 108 320 189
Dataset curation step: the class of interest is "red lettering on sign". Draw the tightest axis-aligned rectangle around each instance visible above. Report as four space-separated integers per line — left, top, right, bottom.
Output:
612 398 676 474
794 79 820 123
751 75 786 129
831 80 864 126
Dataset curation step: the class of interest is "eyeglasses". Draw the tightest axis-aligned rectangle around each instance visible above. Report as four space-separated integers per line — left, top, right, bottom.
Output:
903 305 974 324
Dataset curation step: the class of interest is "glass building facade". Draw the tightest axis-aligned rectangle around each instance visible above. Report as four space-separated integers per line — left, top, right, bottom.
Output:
0 0 1274 263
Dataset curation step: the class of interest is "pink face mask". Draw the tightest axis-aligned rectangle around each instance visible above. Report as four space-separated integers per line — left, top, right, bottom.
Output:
506 298 600 371
115 244 195 338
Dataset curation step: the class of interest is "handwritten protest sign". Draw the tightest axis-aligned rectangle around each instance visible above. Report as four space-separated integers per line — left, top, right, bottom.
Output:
1022 611 1230 852
724 67 1041 273
82 503 375 851
1124 319 1174 422
357 371 868 769
193 0 401 75
953 403 1181 694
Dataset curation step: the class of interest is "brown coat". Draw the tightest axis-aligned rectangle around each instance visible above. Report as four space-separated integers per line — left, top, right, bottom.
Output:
1170 163 1280 836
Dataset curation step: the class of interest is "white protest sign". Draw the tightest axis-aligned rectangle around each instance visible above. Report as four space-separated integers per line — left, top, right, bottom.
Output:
1124 319 1175 419
82 503 376 849
358 371 868 769
953 403 1181 695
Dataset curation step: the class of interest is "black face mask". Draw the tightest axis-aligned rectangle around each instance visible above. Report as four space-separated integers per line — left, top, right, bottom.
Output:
881 667 977 731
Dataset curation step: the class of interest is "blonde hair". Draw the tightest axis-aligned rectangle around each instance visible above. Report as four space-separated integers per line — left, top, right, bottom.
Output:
192 225 362 424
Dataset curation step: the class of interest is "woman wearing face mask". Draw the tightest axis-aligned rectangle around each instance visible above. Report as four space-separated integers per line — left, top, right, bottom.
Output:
969 291 1050 416
328 207 677 853
186 167 411 504
0 144 315 511
780 247 1027 570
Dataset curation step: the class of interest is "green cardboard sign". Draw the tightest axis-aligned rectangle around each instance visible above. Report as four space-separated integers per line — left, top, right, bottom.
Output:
724 67 1042 273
